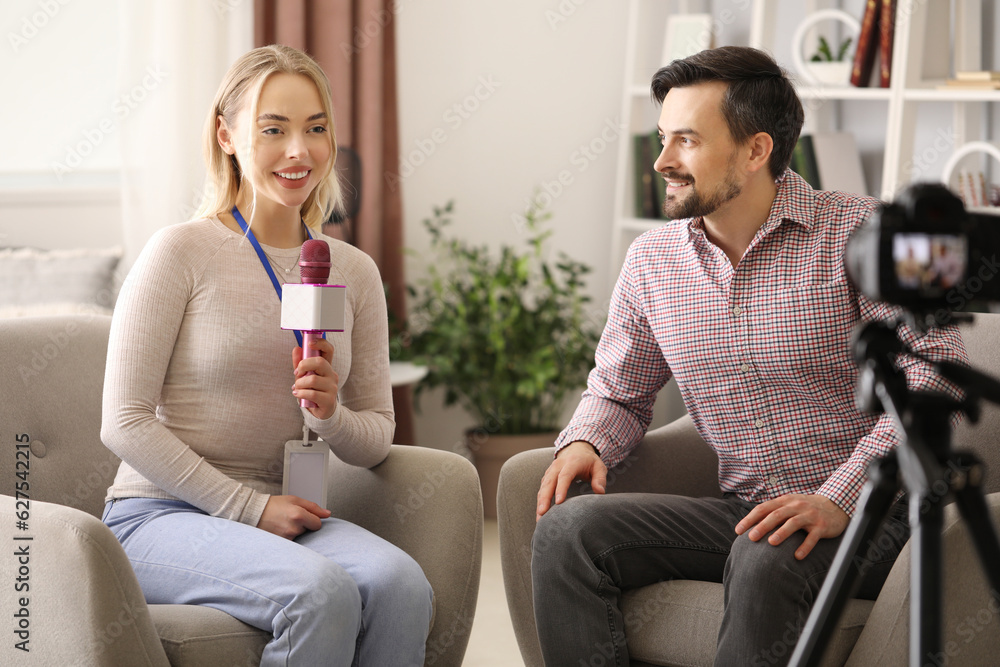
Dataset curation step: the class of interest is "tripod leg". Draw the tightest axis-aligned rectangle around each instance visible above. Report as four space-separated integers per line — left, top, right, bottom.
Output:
950 455 1000 609
789 454 900 667
910 485 943 666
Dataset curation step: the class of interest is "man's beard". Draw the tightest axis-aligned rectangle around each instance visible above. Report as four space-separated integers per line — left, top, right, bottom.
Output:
662 167 742 220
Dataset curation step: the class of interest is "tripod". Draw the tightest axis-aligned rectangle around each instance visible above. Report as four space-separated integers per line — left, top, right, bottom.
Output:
790 319 1000 667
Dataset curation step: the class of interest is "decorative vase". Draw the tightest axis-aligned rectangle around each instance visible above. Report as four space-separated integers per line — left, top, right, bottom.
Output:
467 430 558 519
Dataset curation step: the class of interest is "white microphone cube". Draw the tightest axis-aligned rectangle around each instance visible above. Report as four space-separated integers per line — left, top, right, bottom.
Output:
280 283 346 332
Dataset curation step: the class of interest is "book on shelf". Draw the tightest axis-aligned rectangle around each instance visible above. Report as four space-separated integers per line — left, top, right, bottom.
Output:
790 136 821 190
955 71 1000 81
878 0 896 87
850 0 882 87
649 130 666 216
791 132 867 195
632 132 659 219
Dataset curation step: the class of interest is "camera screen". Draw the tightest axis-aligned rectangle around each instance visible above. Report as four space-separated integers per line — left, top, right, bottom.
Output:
892 233 968 292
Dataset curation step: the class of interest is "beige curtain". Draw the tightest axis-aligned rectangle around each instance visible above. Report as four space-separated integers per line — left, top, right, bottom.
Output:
254 0 414 445
118 0 253 266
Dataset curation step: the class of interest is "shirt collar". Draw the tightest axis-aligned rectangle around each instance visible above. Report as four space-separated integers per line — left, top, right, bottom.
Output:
766 168 816 232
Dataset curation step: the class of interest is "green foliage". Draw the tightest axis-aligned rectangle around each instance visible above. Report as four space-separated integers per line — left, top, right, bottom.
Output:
810 35 853 62
404 197 604 435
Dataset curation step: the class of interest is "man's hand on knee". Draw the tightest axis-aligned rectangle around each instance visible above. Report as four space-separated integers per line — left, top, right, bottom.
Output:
536 441 607 522
734 494 849 560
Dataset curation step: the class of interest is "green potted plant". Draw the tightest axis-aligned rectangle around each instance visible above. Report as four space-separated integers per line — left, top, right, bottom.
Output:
790 10 859 87
404 196 603 517
806 35 853 85
811 35 853 63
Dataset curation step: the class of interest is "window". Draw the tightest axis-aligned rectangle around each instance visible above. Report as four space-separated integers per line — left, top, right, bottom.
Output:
1 0 120 187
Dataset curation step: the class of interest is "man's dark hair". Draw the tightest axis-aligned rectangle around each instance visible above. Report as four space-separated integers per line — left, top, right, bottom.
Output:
651 46 804 181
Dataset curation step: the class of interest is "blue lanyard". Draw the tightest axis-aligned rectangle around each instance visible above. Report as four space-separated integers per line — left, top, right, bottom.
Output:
232 206 312 348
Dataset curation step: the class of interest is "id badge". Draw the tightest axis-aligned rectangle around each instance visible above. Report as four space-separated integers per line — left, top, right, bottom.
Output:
283 427 330 509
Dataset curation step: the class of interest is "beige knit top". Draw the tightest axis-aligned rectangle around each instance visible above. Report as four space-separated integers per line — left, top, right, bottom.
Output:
101 216 394 526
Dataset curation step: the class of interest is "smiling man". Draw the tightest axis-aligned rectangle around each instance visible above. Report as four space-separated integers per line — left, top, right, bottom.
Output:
531 46 968 666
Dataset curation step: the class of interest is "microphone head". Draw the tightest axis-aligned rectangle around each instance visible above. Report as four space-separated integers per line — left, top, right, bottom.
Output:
299 239 331 284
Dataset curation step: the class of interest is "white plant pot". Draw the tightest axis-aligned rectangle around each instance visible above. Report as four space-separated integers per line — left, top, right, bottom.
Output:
791 9 861 87
804 61 852 87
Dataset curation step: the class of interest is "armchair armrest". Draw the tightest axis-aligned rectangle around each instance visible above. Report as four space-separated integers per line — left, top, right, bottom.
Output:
327 445 483 667
848 492 1000 664
496 415 721 667
0 496 169 666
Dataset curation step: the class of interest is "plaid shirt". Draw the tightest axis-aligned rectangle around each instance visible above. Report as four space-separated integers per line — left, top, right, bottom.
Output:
557 170 968 515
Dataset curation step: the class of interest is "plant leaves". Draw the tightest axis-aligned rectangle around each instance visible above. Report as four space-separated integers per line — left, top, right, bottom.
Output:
404 196 605 433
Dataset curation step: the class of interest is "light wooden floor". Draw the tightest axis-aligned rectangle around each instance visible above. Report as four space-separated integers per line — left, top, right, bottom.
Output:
463 519 523 666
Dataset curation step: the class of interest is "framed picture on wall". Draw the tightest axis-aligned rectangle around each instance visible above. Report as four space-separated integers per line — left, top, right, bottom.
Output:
662 14 714 65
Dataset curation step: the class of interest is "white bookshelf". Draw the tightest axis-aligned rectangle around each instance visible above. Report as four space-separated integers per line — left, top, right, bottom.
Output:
611 0 1000 283
751 0 1000 201
797 86 893 101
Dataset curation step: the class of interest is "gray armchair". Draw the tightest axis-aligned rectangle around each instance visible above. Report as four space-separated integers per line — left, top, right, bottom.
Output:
0 314 482 666
498 314 1000 666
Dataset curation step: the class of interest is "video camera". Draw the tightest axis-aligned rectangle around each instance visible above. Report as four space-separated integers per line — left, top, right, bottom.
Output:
794 181 1000 667
845 183 1000 322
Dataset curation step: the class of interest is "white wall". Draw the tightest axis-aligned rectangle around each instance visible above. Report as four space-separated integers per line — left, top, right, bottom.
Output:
395 1 632 449
396 1 630 292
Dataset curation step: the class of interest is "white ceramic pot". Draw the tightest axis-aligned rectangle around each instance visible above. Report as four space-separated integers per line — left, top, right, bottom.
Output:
805 60 853 87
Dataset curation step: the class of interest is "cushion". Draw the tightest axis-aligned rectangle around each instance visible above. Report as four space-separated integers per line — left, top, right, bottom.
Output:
0 246 122 317
149 605 269 667
622 580 874 667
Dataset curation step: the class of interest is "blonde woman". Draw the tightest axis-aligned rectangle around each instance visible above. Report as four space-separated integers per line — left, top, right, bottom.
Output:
101 45 432 666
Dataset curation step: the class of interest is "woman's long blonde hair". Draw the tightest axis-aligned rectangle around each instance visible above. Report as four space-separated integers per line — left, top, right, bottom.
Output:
195 44 342 232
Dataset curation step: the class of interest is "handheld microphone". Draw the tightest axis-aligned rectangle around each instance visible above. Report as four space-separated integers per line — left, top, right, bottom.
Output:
281 239 346 409
299 240 332 384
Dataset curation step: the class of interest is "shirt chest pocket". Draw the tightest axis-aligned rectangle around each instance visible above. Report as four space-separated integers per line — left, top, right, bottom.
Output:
750 283 860 374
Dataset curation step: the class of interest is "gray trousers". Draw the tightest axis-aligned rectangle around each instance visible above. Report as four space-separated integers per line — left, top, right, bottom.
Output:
531 492 909 667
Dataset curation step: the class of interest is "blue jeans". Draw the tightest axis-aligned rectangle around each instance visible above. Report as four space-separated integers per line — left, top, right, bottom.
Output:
103 498 433 667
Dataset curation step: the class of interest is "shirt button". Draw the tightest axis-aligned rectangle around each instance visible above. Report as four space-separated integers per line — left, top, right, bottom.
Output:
769 474 779 485
732 305 742 316
740 363 750 373
754 418 764 428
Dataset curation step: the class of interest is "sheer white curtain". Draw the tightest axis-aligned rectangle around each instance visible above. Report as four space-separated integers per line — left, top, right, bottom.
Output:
117 0 252 265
